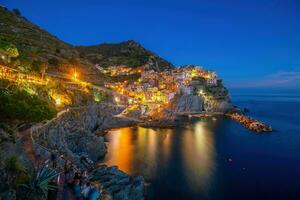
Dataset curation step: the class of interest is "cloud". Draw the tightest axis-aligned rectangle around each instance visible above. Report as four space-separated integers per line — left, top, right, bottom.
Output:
228 69 300 89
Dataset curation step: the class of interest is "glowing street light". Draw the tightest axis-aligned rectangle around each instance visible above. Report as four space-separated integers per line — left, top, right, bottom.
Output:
199 90 204 95
55 98 61 105
73 72 78 80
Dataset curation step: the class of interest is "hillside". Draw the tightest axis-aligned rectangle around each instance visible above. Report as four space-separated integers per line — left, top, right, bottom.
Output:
0 6 112 85
0 6 173 76
0 6 77 64
76 40 174 71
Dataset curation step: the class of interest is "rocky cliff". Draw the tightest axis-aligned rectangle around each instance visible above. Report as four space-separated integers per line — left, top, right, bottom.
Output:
31 103 144 199
33 103 131 163
172 79 233 116
175 95 204 113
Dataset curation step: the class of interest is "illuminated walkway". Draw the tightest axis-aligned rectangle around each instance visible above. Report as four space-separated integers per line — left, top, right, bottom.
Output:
0 65 47 85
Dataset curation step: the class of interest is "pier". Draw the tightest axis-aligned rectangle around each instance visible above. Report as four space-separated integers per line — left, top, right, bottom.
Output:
177 111 272 133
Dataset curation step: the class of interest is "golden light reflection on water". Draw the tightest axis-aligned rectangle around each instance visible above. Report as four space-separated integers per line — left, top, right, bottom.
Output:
105 127 173 176
105 127 134 173
104 121 215 192
181 121 215 192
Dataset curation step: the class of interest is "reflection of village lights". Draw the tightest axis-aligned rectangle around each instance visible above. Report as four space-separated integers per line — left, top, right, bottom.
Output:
55 98 61 105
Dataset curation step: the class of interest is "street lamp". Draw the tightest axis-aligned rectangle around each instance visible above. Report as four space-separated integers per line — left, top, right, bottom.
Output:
55 98 61 105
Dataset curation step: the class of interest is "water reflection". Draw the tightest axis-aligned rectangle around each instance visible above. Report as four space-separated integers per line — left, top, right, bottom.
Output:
104 127 173 176
105 127 134 173
102 101 300 200
103 119 216 198
181 121 216 193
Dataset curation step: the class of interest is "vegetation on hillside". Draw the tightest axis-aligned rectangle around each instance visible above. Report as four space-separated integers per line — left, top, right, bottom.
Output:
76 40 173 70
0 83 56 122
0 39 19 57
0 156 58 200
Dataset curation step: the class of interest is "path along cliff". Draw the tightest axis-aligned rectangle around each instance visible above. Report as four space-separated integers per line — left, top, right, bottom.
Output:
22 103 145 200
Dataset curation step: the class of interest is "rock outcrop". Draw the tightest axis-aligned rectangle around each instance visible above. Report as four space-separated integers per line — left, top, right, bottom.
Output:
33 103 126 163
175 95 204 113
31 103 145 199
90 165 144 200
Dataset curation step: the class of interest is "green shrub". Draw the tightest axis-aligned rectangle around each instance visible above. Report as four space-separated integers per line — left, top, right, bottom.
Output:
2 156 30 192
0 39 19 57
93 91 109 102
18 53 33 72
4 156 23 174
0 87 56 122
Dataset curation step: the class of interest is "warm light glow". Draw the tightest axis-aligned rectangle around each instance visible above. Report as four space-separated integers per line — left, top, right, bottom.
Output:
105 128 134 173
74 72 78 79
55 98 61 105
181 122 215 190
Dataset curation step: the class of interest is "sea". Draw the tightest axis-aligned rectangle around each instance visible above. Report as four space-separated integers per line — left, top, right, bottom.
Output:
102 89 300 200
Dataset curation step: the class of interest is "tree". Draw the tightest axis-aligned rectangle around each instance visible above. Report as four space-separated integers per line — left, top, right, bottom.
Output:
12 8 21 16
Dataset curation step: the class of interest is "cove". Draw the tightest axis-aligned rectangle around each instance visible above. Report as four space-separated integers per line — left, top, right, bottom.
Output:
102 98 300 200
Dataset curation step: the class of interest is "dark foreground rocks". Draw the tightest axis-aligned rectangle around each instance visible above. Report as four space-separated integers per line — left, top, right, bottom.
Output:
90 165 144 200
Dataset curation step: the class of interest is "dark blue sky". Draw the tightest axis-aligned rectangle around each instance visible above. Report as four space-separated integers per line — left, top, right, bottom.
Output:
2 0 300 89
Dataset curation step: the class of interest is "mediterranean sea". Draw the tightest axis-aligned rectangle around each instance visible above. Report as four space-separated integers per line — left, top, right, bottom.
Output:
103 89 300 200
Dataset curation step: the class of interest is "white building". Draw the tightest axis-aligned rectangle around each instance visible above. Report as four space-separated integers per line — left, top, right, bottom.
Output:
207 71 218 86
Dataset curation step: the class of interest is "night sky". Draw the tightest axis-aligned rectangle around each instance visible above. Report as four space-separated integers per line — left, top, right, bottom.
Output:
2 0 300 89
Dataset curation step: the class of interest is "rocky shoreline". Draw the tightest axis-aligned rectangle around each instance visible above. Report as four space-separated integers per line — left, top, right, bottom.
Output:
30 103 145 199
0 99 274 200
27 98 271 200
